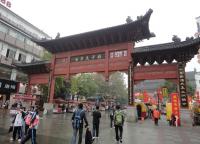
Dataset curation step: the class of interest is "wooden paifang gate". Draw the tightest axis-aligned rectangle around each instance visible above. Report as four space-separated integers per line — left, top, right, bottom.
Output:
16 9 154 103
132 38 200 108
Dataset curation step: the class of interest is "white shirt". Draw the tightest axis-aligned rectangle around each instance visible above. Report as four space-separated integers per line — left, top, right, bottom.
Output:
14 112 23 127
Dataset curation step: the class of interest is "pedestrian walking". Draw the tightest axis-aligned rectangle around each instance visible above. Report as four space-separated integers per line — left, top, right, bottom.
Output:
71 103 89 144
8 106 17 133
109 105 115 128
24 109 34 135
114 105 124 143
10 107 23 142
92 105 101 139
153 108 160 126
169 113 176 126
21 109 40 144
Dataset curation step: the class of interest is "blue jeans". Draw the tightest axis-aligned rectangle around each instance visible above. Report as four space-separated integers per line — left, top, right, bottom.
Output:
71 127 83 144
21 128 36 144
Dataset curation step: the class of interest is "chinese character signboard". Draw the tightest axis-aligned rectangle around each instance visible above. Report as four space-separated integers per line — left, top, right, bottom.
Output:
128 64 133 105
178 63 188 108
0 79 18 93
70 52 105 62
171 93 181 126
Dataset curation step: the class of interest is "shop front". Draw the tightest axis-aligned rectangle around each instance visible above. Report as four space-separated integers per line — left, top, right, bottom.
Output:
0 78 19 108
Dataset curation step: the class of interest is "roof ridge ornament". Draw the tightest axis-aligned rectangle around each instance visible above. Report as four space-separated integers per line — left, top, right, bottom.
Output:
126 16 133 23
172 35 181 43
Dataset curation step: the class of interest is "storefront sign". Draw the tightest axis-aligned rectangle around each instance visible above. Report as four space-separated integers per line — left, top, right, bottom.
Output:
0 79 18 93
178 63 188 107
171 93 180 126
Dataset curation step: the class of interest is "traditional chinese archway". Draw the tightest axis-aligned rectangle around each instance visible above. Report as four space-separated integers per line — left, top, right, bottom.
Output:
16 9 154 103
131 38 200 108
15 8 200 110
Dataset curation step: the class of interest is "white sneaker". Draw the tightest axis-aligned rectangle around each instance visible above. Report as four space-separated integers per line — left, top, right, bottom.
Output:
18 139 21 142
10 138 14 141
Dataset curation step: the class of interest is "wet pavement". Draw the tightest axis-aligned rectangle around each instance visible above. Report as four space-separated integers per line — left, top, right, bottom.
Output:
0 109 200 144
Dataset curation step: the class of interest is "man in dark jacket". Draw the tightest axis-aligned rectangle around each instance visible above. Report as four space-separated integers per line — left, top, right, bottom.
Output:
92 105 101 139
71 103 88 144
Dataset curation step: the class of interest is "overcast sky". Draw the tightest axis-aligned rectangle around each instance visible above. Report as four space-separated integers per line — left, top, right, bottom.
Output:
10 0 200 71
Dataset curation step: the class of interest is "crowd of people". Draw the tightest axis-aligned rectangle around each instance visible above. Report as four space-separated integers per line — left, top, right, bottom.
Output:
4 102 125 144
5 102 181 144
8 104 40 144
70 103 125 144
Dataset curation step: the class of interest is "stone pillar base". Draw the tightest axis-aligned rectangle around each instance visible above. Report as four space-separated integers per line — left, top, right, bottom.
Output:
126 106 137 123
43 103 54 115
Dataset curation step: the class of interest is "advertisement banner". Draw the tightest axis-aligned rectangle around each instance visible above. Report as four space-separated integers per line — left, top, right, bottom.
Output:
171 93 181 126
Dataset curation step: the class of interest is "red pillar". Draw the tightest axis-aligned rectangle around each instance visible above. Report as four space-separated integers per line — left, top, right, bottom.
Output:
49 77 55 103
48 55 56 103
104 48 109 81
26 76 31 95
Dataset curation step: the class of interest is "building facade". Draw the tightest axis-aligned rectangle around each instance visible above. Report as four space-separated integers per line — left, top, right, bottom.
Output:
195 16 200 37
185 69 200 98
0 4 50 106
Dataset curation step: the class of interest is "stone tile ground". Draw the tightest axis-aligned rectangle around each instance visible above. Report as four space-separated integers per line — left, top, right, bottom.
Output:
0 109 199 144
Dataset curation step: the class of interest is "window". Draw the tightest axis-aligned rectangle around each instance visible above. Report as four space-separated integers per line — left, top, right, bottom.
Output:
8 29 17 38
0 23 8 33
6 49 16 59
25 39 34 46
18 53 26 63
16 33 25 42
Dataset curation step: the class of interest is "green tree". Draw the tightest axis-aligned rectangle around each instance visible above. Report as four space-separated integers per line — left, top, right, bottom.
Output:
70 74 98 99
38 84 49 103
162 81 177 94
54 76 69 99
187 84 195 96
42 50 52 60
109 72 127 99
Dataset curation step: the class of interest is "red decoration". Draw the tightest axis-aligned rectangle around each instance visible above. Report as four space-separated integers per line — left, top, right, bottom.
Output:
171 93 181 126
143 90 149 103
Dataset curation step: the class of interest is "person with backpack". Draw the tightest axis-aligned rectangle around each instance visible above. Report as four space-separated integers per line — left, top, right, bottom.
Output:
24 110 33 135
92 105 101 139
114 105 124 143
71 103 89 144
21 109 40 144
